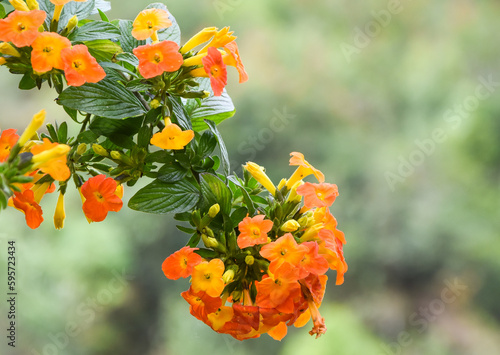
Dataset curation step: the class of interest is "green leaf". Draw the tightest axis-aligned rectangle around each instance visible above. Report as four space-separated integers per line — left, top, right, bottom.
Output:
77 130 98 144
197 131 217 158
0 4 6 20
185 78 236 131
200 173 232 216
231 207 248 228
169 96 192 130
128 179 200 214
186 233 201 248
228 175 256 215
176 225 196 234
69 21 121 42
118 20 145 53
92 0 111 14
19 73 37 90
58 79 146 119
84 39 123 62
97 9 109 22
89 116 142 136
57 122 68 143
204 120 230 177
195 249 219 259
145 3 181 44
63 107 80 123
116 52 139 67
157 163 189 183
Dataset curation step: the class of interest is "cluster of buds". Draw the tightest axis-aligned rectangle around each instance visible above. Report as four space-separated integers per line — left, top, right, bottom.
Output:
162 152 346 340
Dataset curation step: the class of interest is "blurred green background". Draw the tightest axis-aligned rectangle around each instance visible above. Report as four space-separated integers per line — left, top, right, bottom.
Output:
1 0 500 354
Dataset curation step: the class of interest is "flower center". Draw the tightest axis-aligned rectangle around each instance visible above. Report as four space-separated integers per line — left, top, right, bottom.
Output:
72 60 84 70
147 21 153 29
43 46 53 54
251 227 260 236
153 53 162 63
94 191 105 203
204 273 211 280
17 23 26 32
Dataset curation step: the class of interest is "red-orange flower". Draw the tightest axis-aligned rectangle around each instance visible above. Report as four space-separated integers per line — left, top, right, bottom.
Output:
202 46 227 96
0 129 18 162
30 139 71 181
131 8 172 40
0 10 46 47
286 152 325 189
81 174 123 222
296 182 338 209
260 233 308 273
223 41 248 83
31 32 71 73
237 214 274 249
133 41 183 79
61 44 106 86
162 246 202 280
12 190 43 229
255 263 301 312
181 287 222 323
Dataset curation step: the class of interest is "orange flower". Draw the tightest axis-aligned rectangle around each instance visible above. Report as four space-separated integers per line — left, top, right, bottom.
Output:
202 47 227 96
181 287 222 323
223 41 248 83
198 27 236 54
30 139 71 181
162 246 202 280
0 129 18 162
232 303 260 331
12 190 43 229
255 263 301 312
132 8 172 41
296 182 338 209
298 241 329 277
133 41 183 79
81 174 123 222
150 123 194 150
237 214 274 249
31 32 71 73
286 152 325 189
259 233 308 274
0 10 46 47
207 305 234 331
61 44 106 86
191 258 225 297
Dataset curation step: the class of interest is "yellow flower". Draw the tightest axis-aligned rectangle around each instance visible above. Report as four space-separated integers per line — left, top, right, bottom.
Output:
9 0 30 12
286 152 325 189
180 27 217 54
198 27 236 54
53 191 65 230
150 123 194 150
26 0 39 10
131 8 172 41
0 42 21 57
243 162 276 195
18 109 45 146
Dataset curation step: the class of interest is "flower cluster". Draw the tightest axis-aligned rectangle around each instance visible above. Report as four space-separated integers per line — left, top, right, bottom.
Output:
162 152 346 340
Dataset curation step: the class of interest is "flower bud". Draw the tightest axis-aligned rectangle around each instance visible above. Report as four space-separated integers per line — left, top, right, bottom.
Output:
0 42 21 57
280 219 300 232
18 110 45 146
110 151 121 160
150 99 160 109
300 223 324 242
92 144 108 157
64 15 78 34
222 269 235 284
244 162 276 196
26 0 39 10
277 178 287 190
9 0 30 12
245 255 254 265
202 91 210 99
208 203 220 218
76 143 87 156
201 234 218 248
53 192 65 230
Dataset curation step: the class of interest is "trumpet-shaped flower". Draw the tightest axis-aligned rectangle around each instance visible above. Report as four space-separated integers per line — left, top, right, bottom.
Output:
133 41 183 79
30 139 71 181
31 32 71 73
18 109 45 146
296 182 338 209
12 190 43 229
237 214 274 249
81 174 123 222
132 8 172 41
202 47 227 96
191 258 225 297
162 246 202 280
61 44 106 86
260 233 308 273
0 129 18 162
0 10 46 47
223 41 248 83
243 162 276 195
150 123 194 150
198 27 236 54
286 152 325 189
53 191 65 230
180 27 217 54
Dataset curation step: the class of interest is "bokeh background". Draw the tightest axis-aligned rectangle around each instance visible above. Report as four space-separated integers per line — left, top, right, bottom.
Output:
1 0 500 354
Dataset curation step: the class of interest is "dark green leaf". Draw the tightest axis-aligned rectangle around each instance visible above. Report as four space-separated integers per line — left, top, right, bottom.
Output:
145 150 173 163
69 21 120 42
77 130 98 144
205 119 230 176
137 126 151 148
228 175 256 215
116 52 139 66
157 163 189 183
59 0 96 32
89 116 142 136
231 207 248 228
85 39 123 62
57 122 68 143
169 95 192 130
128 179 200 214
58 79 146 119
200 173 232 216
19 73 37 90
63 107 80 123
186 233 201 248
176 225 196 234
197 130 217 158
0 4 6 19
194 249 219 259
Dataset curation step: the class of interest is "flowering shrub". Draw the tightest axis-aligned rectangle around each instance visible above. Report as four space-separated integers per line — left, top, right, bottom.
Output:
0 0 347 341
